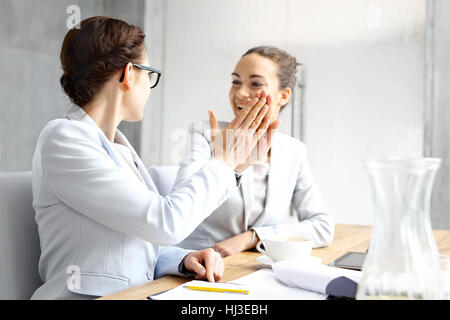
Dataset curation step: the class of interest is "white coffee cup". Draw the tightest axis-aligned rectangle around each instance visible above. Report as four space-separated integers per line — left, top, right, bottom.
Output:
256 236 313 262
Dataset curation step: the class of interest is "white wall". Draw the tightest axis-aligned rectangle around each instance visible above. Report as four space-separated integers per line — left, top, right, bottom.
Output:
145 0 426 226
0 0 99 171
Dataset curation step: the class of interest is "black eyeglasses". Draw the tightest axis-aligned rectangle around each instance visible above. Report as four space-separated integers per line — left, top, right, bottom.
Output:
119 63 162 89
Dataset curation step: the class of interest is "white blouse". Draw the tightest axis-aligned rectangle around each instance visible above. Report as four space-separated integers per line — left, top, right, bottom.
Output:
247 162 270 227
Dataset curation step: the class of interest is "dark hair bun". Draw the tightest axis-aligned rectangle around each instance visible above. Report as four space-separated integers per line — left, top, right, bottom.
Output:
60 16 145 107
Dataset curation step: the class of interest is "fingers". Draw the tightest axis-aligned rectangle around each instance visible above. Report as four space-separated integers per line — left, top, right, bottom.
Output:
256 104 273 135
240 97 268 130
231 97 272 167
229 97 256 129
189 260 207 278
266 93 273 107
214 258 224 281
208 110 219 130
243 93 272 132
188 249 223 283
212 91 275 170
230 90 269 129
257 90 267 100
208 110 219 143
231 98 268 156
184 253 207 277
250 104 272 149
245 105 275 159
204 249 217 282
249 104 269 130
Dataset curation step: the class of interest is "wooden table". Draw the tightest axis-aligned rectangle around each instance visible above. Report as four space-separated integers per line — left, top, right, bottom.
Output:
99 224 450 300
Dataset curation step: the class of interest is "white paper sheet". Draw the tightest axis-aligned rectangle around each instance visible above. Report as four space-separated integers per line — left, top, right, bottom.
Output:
149 268 327 300
272 260 362 295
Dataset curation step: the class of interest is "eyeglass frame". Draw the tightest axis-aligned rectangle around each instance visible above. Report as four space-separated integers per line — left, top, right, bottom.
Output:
119 63 162 89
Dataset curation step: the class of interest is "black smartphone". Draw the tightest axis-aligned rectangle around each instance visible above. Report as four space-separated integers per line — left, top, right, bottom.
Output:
330 252 366 271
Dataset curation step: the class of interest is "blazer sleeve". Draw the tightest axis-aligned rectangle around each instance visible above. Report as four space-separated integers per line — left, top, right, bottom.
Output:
154 246 194 279
172 121 213 191
252 143 335 248
40 121 237 246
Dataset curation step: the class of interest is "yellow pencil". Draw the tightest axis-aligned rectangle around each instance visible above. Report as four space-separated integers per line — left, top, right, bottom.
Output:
185 285 249 295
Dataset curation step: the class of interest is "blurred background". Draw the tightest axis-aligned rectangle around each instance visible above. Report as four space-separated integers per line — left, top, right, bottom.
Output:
0 0 449 229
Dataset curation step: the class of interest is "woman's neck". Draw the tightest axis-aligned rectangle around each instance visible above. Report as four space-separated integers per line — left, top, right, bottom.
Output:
82 90 122 142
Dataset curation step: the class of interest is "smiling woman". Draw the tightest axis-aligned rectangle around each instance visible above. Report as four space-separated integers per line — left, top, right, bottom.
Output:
174 46 334 257
230 46 301 126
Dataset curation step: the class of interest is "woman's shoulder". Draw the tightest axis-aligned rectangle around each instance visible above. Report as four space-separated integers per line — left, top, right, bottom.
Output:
274 132 307 156
37 116 101 151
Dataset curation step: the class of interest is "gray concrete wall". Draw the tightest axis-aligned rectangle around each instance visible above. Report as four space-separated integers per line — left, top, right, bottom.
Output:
0 0 96 171
0 0 144 171
425 0 450 230
99 0 146 156
140 0 167 166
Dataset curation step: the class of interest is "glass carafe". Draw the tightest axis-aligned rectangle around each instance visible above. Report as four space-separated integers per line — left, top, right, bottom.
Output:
356 157 443 300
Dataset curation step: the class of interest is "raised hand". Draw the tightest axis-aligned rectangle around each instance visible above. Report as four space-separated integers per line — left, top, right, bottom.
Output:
208 91 279 171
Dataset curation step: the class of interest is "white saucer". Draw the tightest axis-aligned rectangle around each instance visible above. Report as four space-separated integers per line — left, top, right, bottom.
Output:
256 255 322 266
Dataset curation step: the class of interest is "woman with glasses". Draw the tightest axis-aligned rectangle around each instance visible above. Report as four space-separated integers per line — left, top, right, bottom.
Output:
174 46 334 257
31 17 277 299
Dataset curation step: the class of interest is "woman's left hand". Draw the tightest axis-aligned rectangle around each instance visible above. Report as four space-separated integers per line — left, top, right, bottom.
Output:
213 231 259 257
183 248 224 282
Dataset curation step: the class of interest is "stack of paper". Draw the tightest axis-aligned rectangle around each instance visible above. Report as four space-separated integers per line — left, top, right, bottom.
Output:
272 260 362 298
150 257 362 300
150 268 327 300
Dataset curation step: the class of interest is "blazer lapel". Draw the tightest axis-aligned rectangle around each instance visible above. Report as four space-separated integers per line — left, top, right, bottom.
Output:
241 166 254 230
251 132 283 227
64 106 123 167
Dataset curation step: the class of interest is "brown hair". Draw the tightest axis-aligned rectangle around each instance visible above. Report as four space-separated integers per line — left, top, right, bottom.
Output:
242 46 301 91
60 16 145 107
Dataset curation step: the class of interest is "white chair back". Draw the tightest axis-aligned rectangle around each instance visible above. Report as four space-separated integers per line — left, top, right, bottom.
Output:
0 172 42 299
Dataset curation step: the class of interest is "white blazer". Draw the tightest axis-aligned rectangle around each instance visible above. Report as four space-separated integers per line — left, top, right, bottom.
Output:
31 107 237 299
174 121 334 250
